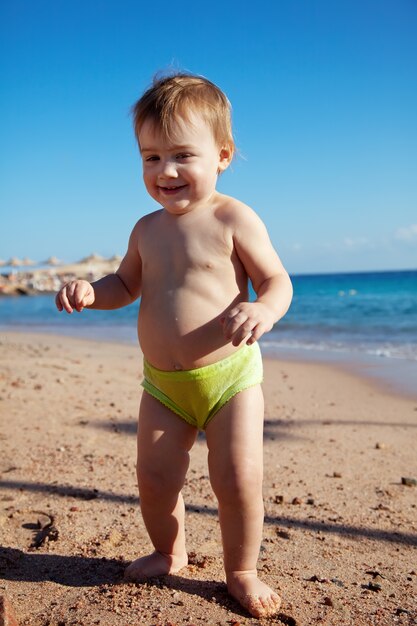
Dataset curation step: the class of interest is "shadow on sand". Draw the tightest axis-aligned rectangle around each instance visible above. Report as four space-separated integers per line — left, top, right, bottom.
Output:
0 547 296 623
1 478 415 548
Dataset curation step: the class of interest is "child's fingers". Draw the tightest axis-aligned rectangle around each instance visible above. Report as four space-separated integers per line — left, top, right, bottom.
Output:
223 303 273 345
246 322 264 344
55 281 92 314
229 317 257 346
73 283 88 311
57 288 74 314
231 325 254 346
223 309 248 338
55 293 63 312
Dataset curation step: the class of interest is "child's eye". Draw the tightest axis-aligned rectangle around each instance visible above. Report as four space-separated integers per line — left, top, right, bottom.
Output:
144 155 159 162
176 153 192 160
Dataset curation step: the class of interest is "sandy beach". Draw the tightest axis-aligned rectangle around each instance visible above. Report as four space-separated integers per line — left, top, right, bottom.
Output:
0 332 416 625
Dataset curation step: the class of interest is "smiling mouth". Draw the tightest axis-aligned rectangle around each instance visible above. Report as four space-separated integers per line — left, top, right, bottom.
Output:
158 185 187 192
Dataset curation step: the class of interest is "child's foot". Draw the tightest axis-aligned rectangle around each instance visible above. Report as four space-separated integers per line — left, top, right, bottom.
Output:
226 570 281 619
124 550 188 582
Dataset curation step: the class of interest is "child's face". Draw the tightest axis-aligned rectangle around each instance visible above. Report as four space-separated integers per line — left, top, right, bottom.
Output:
139 111 231 215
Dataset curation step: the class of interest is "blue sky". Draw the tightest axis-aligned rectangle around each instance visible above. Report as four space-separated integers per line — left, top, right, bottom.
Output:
1 0 416 274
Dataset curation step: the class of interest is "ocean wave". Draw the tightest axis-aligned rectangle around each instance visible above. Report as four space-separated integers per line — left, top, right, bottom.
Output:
260 338 417 361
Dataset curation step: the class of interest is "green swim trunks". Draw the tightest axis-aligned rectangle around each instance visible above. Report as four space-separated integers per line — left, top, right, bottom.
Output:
141 342 263 430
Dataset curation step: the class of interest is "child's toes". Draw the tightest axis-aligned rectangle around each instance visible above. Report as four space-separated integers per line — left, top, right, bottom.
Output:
265 592 282 615
241 593 280 618
243 594 265 618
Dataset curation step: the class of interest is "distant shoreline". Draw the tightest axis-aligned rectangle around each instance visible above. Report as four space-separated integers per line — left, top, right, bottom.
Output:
1 262 416 296
0 256 122 296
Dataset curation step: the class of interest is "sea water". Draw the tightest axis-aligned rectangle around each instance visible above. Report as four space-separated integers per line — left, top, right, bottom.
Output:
265 270 417 361
1 270 416 396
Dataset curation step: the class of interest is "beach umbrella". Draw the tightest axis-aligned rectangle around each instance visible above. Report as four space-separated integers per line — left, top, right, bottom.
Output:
8 257 24 267
79 253 105 264
44 256 62 266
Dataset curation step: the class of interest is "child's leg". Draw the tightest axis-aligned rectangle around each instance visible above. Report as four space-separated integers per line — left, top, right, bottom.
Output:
205 385 281 619
125 391 197 581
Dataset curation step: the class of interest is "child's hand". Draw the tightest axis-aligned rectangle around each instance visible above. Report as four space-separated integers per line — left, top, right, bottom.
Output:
55 280 95 313
221 302 275 346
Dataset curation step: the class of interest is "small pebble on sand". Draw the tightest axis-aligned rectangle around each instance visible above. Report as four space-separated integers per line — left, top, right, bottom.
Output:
401 477 417 486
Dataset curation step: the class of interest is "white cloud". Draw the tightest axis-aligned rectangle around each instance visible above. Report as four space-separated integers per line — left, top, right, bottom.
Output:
395 224 417 242
317 238 372 252
343 236 371 249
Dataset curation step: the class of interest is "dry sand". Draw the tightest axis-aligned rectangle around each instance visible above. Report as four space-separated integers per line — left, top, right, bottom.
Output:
0 332 416 626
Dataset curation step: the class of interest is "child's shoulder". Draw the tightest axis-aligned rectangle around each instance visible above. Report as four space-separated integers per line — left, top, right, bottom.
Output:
127 210 163 247
132 209 163 231
215 193 265 230
138 208 163 224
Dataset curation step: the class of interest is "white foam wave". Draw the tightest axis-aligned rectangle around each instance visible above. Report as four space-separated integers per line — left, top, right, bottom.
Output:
260 339 417 361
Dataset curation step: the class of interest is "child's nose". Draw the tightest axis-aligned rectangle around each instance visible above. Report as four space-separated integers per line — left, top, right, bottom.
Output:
159 159 178 178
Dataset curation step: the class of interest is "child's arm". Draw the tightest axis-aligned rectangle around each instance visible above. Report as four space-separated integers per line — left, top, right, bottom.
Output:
222 206 293 346
55 221 142 314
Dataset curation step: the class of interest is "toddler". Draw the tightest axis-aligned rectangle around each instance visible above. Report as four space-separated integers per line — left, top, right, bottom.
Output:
56 73 293 618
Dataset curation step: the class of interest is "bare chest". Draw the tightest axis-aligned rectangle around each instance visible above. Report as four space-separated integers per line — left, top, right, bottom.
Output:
140 220 233 284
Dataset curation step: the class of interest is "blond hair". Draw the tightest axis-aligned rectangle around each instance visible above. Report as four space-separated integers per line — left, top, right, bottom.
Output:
132 73 235 157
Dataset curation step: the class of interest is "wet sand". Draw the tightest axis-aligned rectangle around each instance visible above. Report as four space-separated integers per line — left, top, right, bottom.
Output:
0 332 416 625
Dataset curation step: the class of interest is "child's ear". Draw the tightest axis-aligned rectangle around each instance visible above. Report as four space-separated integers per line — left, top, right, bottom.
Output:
218 145 233 173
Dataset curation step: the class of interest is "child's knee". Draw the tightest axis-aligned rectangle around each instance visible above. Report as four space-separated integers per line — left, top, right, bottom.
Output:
210 465 263 504
137 464 184 499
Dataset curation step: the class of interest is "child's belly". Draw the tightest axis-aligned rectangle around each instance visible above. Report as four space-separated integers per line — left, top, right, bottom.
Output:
137 289 245 371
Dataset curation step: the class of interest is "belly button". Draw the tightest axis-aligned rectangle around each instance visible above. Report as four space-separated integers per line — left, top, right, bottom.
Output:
174 363 183 371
